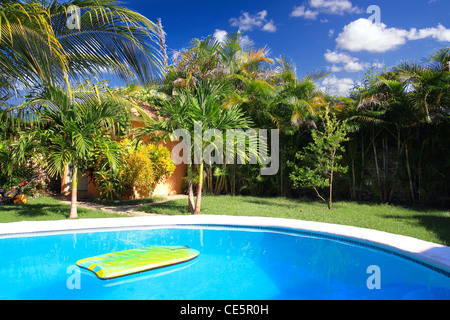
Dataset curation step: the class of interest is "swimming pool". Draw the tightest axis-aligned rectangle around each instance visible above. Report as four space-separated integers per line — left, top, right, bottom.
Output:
1 218 449 300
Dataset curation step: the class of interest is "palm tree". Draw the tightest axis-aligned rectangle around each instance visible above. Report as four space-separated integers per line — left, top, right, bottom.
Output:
189 80 254 214
0 0 163 125
394 48 450 124
341 48 450 204
49 0 163 84
32 81 128 218
145 79 252 214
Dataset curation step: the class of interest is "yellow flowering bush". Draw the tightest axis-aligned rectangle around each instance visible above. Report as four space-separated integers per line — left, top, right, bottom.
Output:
95 140 175 200
127 143 176 197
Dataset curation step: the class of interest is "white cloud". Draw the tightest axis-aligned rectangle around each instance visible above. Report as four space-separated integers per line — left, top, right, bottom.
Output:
324 49 353 64
291 0 361 20
320 75 354 96
336 18 450 53
336 19 409 52
344 60 365 72
239 34 255 49
213 29 255 49
407 24 450 42
328 29 334 37
372 62 384 69
262 20 277 32
230 10 276 32
290 5 319 19
324 49 363 72
329 64 342 72
213 29 228 43
309 0 361 15
324 49 384 73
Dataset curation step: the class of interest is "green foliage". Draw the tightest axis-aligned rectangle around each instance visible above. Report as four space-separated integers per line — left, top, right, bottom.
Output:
128 143 176 198
289 109 349 209
94 140 175 201
0 0 164 100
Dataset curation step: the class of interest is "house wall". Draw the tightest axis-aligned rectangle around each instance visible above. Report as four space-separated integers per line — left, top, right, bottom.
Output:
61 120 186 198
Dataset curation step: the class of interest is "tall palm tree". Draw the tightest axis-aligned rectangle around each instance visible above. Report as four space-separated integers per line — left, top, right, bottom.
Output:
0 0 163 122
394 48 450 124
32 81 128 218
48 0 163 84
145 79 253 214
188 80 254 214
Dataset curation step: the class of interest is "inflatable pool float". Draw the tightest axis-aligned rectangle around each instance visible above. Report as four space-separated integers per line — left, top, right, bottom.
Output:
76 246 199 280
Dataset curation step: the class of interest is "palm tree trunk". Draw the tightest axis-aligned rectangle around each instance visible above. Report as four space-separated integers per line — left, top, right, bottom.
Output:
359 132 365 200
382 134 388 201
187 164 195 213
194 163 204 215
350 156 356 200
371 135 383 202
405 143 415 203
389 129 403 202
69 165 78 219
208 165 213 194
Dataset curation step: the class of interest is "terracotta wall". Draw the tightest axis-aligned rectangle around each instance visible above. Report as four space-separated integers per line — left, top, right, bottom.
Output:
61 120 186 198
153 140 186 196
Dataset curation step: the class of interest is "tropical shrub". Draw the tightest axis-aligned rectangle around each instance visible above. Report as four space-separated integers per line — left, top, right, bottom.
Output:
130 143 176 197
94 140 175 200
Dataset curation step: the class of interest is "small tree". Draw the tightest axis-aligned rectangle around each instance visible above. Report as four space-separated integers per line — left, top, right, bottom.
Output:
36 83 127 218
289 109 349 210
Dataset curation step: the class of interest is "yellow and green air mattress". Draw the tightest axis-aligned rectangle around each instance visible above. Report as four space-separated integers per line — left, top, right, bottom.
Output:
76 246 199 280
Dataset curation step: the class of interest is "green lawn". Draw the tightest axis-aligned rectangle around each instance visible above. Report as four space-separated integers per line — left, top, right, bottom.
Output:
0 196 124 222
138 195 450 246
1 195 449 246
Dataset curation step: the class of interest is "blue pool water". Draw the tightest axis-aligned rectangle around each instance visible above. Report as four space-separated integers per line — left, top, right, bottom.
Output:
0 226 449 300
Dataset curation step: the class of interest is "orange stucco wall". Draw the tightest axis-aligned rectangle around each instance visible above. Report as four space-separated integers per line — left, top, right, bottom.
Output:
61 120 186 198
153 140 186 196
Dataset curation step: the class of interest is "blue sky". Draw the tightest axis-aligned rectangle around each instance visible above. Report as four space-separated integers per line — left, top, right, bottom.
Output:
126 0 449 96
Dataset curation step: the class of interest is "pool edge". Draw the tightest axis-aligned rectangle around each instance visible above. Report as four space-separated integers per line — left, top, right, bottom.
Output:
1 215 449 273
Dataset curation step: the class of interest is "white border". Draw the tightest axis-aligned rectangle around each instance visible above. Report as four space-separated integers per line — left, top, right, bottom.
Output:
1 215 449 272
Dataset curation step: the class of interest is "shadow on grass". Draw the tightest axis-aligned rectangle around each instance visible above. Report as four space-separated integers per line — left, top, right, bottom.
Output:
382 214 450 246
0 203 71 219
0 201 117 221
139 201 189 215
243 198 298 208
91 197 164 207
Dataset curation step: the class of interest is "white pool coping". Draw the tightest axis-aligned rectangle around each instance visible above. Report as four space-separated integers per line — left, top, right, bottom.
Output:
1 215 449 273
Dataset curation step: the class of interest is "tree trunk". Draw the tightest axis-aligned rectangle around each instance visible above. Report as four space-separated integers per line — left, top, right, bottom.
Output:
329 148 336 210
350 156 356 200
313 187 328 207
208 165 213 194
187 164 195 213
69 165 78 219
389 131 403 202
405 143 415 203
194 163 204 215
382 134 388 202
372 136 383 202
359 133 365 200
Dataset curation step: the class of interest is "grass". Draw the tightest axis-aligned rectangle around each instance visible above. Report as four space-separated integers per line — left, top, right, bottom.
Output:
1 195 449 246
138 195 450 246
0 196 124 222
90 196 164 206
